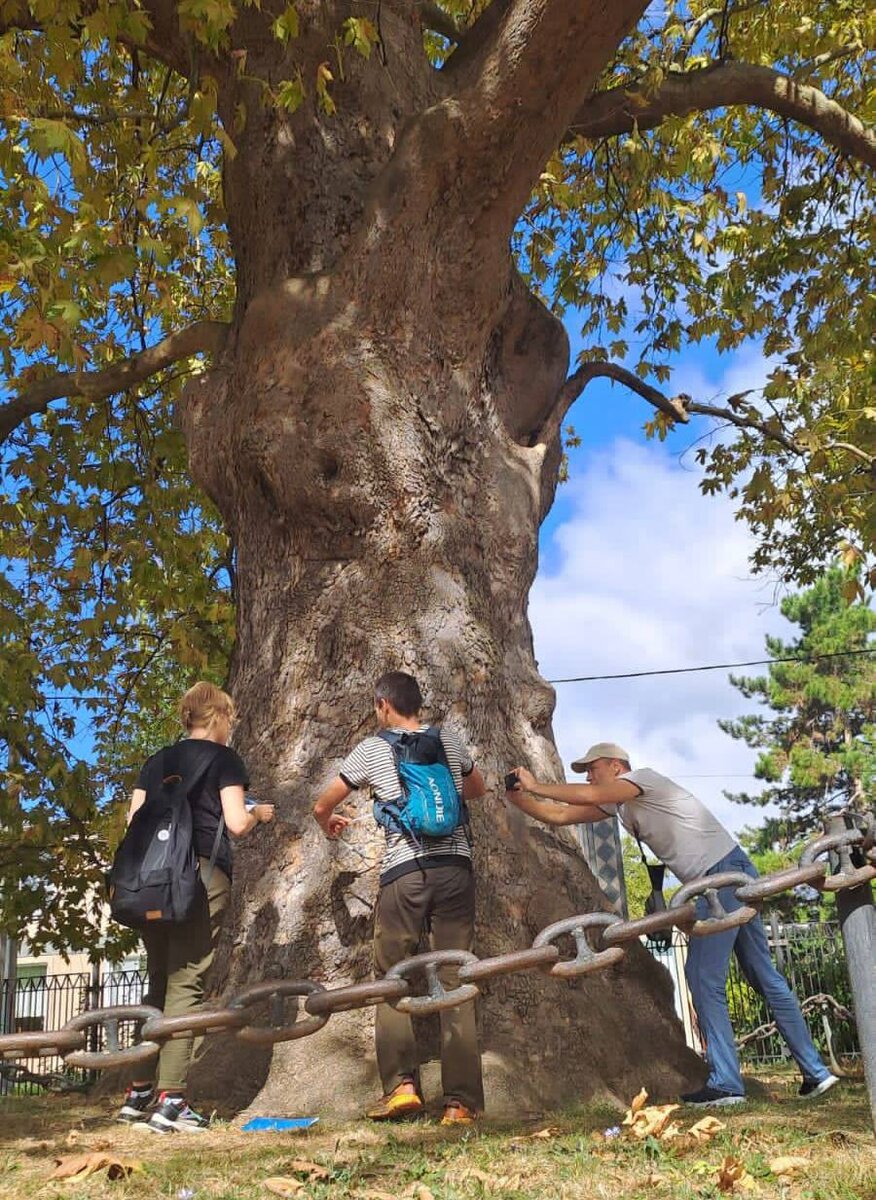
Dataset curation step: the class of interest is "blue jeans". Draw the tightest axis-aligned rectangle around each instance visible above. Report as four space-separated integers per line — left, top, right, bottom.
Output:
685 846 829 1094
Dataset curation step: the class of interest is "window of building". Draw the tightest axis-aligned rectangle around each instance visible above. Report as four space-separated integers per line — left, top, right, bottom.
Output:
15 964 47 1033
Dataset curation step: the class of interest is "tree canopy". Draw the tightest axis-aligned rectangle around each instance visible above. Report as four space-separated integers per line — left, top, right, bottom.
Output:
720 567 875 848
0 0 874 956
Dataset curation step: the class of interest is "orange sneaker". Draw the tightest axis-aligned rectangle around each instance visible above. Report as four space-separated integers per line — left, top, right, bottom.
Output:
441 1101 477 1125
366 1083 424 1121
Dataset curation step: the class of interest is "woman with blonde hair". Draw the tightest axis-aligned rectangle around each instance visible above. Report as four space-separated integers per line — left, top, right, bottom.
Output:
118 681 274 1133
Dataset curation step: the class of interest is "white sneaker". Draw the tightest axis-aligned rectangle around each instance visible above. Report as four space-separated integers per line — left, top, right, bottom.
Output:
798 1073 839 1099
681 1086 746 1107
146 1093 210 1132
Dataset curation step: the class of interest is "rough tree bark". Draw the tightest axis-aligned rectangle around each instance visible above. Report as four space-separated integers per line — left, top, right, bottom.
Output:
172 0 703 1115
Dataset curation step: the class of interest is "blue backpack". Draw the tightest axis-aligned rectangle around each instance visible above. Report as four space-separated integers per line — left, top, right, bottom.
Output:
373 726 464 839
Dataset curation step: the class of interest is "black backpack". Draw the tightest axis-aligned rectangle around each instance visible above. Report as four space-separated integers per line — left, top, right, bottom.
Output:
107 743 222 929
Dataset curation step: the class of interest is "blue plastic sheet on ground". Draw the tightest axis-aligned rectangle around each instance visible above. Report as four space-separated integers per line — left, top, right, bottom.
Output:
241 1117 319 1132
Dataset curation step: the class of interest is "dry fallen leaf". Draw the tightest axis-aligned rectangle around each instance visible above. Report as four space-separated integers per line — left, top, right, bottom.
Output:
659 1121 684 1142
689 1116 726 1143
263 1179 306 1197
630 1087 649 1115
50 1153 142 1181
358 1191 396 1200
716 1155 758 1193
625 1103 681 1140
769 1156 809 1177
528 1126 560 1140
509 1125 561 1143
64 1131 81 1147
410 1187 434 1200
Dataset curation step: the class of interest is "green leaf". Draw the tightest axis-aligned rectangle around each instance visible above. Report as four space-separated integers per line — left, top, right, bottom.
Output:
26 118 87 175
342 16 379 58
276 77 305 114
272 4 299 43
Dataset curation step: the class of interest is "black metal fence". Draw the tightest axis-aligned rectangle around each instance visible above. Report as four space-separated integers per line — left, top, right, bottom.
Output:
647 920 859 1068
0 969 147 1095
0 923 859 1094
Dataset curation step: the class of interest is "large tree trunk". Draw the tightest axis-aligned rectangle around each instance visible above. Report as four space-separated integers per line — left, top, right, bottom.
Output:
176 0 703 1116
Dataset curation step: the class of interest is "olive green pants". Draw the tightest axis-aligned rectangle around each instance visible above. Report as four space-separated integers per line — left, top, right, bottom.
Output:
140 859 231 1093
373 862 484 1112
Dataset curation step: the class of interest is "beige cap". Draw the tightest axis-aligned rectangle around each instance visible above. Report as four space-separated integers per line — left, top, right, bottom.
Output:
571 742 630 773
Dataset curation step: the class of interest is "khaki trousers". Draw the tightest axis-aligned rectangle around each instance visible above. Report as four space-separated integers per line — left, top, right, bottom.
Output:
373 862 484 1112
141 859 231 1093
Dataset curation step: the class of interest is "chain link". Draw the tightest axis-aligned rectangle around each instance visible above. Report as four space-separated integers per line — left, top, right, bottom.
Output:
225 980 330 1044
671 871 761 936
63 1005 164 1071
304 978 409 1016
1 818 871 1068
386 950 480 1015
800 828 876 892
532 913 625 977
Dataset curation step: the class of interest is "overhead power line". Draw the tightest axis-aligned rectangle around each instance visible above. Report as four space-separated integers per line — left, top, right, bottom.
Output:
547 647 876 685
32 648 876 702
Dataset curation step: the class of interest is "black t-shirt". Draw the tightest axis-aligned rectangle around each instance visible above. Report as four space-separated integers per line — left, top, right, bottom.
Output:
136 739 249 880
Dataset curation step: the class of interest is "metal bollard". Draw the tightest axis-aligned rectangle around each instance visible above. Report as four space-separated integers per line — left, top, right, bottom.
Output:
827 814 876 1134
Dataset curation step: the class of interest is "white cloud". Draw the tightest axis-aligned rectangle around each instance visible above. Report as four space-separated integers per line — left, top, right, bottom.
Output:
531 437 791 836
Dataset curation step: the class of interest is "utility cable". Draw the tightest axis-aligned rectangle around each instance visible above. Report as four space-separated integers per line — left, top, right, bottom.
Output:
547 646 876 684
34 649 876 700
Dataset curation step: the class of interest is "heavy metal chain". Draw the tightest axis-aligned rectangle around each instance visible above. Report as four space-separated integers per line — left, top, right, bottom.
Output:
1 821 872 1072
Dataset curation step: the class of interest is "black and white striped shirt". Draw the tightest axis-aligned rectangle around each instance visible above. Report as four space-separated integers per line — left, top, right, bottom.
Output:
339 725 474 885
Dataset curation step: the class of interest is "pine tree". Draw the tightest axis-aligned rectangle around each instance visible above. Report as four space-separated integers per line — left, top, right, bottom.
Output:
720 569 875 850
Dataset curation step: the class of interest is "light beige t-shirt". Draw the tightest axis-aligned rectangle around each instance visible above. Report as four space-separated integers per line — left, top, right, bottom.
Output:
618 768 736 882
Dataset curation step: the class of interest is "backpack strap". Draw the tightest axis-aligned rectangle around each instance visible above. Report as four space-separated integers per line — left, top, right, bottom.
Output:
376 729 402 750
373 729 409 836
202 812 226 890
632 829 666 893
178 742 225 889
375 728 405 795
428 724 471 841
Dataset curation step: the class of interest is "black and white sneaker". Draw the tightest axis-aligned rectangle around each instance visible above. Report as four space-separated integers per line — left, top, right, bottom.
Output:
117 1087 155 1124
799 1074 839 1099
146 1093 210 1133
680 1086 746 1108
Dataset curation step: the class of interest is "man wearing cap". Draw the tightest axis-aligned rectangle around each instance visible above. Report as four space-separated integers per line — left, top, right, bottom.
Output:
506 745 837 1108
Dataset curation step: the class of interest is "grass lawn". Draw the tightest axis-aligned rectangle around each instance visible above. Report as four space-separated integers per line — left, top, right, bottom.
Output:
0 1071 873 1200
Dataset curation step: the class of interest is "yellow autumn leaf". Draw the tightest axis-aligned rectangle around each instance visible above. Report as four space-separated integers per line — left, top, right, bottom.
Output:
263 1178 305 1197
689 1115 726 1142
769 1156 809 1176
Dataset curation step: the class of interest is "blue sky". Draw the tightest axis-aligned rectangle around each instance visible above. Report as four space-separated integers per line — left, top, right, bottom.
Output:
532 314 787 837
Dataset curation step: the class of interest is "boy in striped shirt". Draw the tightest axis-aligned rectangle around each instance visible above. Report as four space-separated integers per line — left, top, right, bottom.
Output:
313 671 486 1124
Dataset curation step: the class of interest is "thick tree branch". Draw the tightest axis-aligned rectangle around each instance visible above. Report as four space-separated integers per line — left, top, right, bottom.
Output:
571 61 876 169
0 320 229 446
542 360 875 471
540 361 689 445
442 0 649 238
552 360 796 453
441 0 514 75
